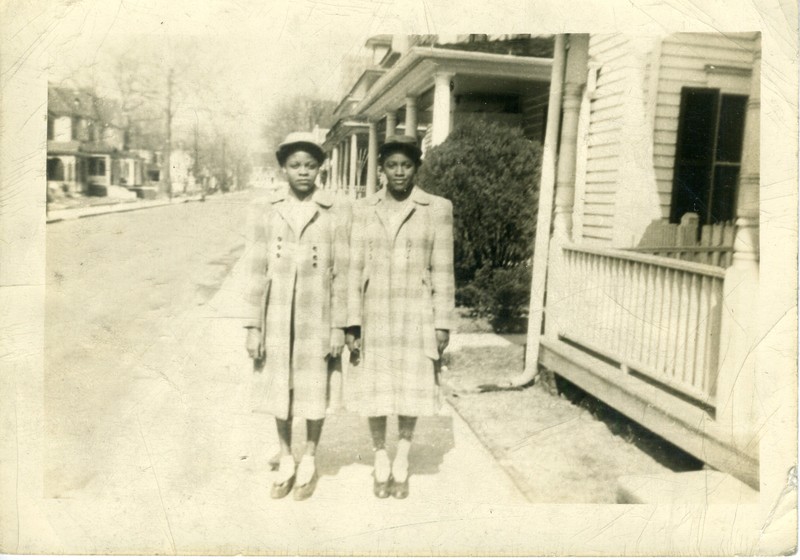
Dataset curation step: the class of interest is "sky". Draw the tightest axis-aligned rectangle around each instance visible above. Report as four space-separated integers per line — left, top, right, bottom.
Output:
42 0 391 153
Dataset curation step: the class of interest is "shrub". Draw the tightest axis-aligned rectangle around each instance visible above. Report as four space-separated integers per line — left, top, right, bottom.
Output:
470 264 531 333
418 118 542 289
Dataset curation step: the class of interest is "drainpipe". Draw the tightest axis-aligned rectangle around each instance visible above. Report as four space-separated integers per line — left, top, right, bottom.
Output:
506 34 567 388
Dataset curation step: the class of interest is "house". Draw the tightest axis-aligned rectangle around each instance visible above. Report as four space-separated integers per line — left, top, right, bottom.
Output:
47 86 143 198
323 34 553 197
525 33 762 491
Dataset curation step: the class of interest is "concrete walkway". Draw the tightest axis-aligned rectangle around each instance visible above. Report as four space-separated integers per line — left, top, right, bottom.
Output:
46 194 206 223
30 251 527 555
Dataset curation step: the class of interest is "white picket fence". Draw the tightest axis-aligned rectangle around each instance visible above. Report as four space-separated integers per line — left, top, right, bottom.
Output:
630 213 736 268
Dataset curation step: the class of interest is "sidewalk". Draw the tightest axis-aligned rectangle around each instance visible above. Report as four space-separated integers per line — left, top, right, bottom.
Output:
46 193 206 223
33 248 528 555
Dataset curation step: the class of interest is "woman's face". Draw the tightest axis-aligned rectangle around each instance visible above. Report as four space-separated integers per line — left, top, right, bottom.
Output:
282 150 320 195
381 151 417 196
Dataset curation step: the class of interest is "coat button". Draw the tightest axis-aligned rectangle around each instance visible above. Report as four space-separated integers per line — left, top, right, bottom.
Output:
277 237 282 241
312 263 317 268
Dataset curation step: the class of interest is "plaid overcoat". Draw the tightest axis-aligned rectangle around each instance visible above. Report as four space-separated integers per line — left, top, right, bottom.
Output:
345 187 455 417
242 187 350 420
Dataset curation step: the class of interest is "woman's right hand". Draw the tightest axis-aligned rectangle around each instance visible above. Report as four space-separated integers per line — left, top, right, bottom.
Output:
345 326 361 365
246 328 263 360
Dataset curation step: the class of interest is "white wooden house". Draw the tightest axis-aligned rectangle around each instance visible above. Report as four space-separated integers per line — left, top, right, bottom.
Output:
324 34 553 197
528 33 761 488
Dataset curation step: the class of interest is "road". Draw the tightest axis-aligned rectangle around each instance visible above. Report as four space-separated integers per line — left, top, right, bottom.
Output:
41 192 526 555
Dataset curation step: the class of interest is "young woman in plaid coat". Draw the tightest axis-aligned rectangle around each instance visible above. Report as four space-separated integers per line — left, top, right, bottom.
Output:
243 133 349 501
345 135 455 499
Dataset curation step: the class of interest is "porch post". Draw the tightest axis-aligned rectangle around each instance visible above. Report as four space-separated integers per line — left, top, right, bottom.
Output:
715 39 760 457
431 72 455 147
366 121 378 196
552 34 589 242
349 133 359 195
404 96 418 139
338 141 346 191
541 33 590 347
386 111 397 138
330 146 339 190
516 34 567 387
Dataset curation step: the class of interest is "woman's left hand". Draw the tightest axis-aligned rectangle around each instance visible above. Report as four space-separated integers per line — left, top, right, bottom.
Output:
435 329 449 357
330 328 345 358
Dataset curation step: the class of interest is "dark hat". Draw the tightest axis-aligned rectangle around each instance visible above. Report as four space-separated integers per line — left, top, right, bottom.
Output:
275 132 326 166
378 134 422 164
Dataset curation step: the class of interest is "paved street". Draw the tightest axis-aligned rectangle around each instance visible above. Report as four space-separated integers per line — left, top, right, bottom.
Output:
42 192 527 555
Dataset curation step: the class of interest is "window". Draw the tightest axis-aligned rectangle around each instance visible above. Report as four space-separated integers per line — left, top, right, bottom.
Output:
47 117 54 140
47 158 64 181
670 87 748 225
88 157 106 176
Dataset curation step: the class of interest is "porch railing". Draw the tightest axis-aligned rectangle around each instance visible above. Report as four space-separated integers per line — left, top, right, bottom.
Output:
558 244 725 407
631 214 735 267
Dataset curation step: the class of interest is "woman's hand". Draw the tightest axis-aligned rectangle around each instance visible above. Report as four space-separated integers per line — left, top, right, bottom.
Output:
345 326 361 365
246 327 263 360
330 328 345 358
436 329 450 357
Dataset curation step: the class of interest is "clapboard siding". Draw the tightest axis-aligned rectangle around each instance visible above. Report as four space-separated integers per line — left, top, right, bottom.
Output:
652 33 757 219
579 34 631 243
574 32 756 243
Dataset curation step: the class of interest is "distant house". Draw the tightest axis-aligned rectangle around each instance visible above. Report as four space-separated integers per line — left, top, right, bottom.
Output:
323 34 553 197
529 33 761 491
47 86 143 198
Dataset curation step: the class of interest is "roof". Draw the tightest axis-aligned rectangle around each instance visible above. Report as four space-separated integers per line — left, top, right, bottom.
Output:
353 46 553 118
48 85 126 127
365 35 393 48
435 35 554 58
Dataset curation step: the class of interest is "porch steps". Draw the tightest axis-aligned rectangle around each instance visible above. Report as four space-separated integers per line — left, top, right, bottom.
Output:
617 470 759 504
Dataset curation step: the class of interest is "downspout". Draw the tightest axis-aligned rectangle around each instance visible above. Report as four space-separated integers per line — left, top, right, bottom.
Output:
505 34 567 388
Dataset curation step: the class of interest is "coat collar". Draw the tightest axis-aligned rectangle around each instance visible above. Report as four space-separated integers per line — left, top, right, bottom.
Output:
371 186 431 242
270 186 334 208
270 186 333 239
367 186 432 206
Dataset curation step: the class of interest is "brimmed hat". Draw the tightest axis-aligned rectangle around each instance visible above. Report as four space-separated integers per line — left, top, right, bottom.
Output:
378 134 422 164
275 132 326 166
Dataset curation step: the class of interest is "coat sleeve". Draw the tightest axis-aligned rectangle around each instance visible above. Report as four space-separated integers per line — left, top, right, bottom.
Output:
431 198 456 331
346 201 366 328
242 201 270 329
330 200 352 329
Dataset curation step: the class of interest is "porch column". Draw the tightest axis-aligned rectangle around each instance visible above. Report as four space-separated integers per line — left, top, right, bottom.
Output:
542 34 589 347
404 96 418 139
338 141 346 191
431 72 455 147
552 34 589 242
366 121 378 196
349 133 359 192
385 111 397 138
715 39 760 457
510 34 568 388
330 145 339 189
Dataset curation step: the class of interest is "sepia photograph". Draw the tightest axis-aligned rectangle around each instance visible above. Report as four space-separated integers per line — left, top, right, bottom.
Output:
0 0 796 556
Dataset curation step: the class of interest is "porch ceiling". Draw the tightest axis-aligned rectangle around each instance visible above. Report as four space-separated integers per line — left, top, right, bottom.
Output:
354 46 552 118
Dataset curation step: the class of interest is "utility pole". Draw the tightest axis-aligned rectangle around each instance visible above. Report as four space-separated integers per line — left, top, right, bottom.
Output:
163 67 174 200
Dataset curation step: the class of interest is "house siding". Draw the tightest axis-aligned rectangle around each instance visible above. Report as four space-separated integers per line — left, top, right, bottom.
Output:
580 34 628 242
652 33 756 219
576 33 756 243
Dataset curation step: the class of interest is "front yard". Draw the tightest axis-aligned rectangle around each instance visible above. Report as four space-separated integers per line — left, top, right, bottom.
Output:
443 308 702 503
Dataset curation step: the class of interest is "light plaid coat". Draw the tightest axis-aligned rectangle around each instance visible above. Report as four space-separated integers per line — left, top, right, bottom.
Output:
345 186 455 417
242 187 350 420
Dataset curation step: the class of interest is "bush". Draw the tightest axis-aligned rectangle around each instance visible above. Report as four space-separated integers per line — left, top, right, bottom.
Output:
419 119 540 333
418 118 542 288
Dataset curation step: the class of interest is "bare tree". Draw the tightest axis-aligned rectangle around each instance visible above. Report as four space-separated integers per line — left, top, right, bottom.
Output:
262 95 338 153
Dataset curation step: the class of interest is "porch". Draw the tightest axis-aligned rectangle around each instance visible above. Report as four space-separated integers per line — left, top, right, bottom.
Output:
540 237 757 486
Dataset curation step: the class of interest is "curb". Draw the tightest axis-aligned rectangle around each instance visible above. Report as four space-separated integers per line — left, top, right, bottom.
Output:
46 195 206 223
